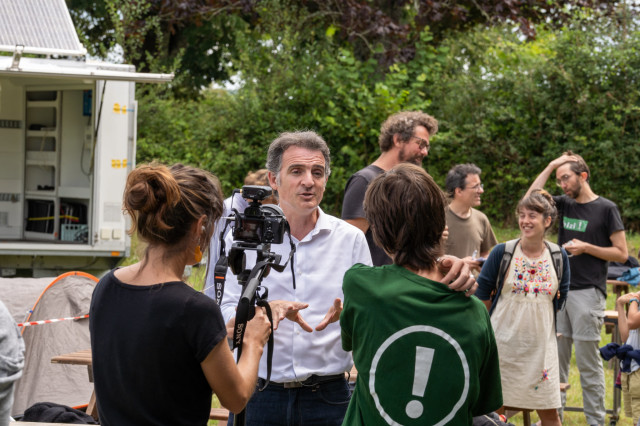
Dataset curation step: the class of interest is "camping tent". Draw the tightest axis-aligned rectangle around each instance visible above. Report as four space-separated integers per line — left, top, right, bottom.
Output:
6 271 98 416
0 277 52 325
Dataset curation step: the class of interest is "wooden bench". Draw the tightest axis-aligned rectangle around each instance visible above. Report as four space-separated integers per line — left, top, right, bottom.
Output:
504 383 570 426
605 309 619 334
210 407 230 421
607 279 630 300
50 349 98 420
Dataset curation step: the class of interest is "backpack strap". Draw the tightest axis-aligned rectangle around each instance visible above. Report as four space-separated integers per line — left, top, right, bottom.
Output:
489 238 519 315
498 239 519 286
544 241 563 284
544 241 565 319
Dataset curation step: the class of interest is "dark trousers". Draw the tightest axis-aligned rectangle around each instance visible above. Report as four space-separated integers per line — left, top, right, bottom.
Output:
228 378 351 425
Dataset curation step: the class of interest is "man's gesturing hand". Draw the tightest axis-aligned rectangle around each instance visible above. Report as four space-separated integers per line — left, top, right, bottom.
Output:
269 300 313 332
315 298 343 331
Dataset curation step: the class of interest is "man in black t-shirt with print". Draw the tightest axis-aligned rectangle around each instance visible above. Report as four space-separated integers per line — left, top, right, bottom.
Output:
527 151 628 426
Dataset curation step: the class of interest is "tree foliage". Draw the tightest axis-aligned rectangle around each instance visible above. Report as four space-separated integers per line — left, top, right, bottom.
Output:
67 0 248 94
66 0 628 95
65 2 640 229
133 5 640 231
422 9 640 229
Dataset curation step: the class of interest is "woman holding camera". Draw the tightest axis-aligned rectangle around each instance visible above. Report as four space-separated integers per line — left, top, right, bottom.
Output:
90 163 271 425
476 189 570 425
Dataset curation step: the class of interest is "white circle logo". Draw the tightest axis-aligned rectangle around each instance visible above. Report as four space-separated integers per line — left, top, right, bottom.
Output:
369 325 470 425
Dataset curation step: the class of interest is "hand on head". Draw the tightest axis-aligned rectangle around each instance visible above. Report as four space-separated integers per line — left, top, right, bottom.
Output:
551 154 580 170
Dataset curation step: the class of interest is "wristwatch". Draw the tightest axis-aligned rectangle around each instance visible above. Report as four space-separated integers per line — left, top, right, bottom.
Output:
630 298 639 305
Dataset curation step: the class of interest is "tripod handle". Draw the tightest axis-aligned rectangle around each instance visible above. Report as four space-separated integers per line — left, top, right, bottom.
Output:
240 277 261 310
233 275 263 349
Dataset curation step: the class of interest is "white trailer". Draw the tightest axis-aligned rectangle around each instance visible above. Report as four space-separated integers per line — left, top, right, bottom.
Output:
0 1 172 276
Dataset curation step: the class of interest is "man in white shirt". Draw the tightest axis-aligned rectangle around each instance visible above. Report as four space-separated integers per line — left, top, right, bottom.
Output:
220 130 477 425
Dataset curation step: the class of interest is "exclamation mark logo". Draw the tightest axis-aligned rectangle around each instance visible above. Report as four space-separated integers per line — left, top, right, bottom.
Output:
405 346 434 419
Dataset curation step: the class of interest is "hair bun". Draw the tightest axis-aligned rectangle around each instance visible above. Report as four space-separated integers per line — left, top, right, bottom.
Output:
124 166 179 214
125 180 156 212
536 188 555 207
123 162 223 249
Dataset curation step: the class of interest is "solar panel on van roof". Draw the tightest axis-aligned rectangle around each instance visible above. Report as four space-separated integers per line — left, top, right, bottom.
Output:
0 0 86 56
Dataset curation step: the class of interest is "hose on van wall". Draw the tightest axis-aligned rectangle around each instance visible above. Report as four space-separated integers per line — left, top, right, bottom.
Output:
83 81 107 177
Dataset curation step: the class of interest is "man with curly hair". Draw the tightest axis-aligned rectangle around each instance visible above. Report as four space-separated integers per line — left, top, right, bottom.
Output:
342 111 438 265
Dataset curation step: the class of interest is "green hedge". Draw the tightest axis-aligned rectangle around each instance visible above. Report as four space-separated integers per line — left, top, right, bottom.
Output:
137 13 640 230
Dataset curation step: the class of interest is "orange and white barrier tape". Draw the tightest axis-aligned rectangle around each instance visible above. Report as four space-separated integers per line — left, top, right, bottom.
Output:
18 314 89 327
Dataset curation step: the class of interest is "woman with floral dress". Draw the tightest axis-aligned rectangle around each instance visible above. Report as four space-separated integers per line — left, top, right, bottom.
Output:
476 189 570 425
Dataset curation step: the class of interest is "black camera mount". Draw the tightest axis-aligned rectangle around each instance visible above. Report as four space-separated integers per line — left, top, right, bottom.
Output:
212 185 297 426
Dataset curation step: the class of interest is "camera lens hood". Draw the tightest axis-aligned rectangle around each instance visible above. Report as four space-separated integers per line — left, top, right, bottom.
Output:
260 204 285 218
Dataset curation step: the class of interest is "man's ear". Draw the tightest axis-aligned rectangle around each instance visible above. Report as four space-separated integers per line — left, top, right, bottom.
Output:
392 133 403 148
454 187 463 198
268 171 278 190
579 171 588 182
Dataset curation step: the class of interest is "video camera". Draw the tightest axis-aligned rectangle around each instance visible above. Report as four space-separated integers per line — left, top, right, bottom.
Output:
230 185 286 251
226 185 287 276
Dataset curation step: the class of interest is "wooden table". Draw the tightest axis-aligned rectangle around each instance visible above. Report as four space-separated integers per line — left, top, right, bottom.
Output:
50 349 97 420
604 310 622 424
605 276 631 420
50 349 235 422
607 279 630 300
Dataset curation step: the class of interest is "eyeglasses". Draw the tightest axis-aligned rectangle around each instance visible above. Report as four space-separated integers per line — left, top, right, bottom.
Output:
466 183 484 192
411 136 430 152
555 174 574 187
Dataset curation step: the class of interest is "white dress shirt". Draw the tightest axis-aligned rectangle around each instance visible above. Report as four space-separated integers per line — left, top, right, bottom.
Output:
220 207 372 382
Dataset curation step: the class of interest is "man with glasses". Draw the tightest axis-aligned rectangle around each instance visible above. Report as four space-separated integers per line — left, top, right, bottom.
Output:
527 150 628 426
444 163 497 272
342 111 437 265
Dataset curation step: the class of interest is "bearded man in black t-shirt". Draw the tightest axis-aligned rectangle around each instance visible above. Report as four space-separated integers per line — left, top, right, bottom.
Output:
341 111 439 266
527 151 628 426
